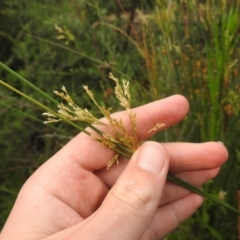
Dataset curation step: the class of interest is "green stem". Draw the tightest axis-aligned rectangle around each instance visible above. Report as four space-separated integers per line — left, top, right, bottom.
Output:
25 35 128 78
167 173 240 215
0 61 105 136
0 78 134 162
116 143 134 156
123 149 240 214
0 80 90 135
0 62 59 105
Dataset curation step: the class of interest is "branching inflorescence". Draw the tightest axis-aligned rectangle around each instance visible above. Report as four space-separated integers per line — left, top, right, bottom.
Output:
43 73 164 169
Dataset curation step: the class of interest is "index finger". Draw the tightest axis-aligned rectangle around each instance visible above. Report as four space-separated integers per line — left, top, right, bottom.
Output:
53 94 189 171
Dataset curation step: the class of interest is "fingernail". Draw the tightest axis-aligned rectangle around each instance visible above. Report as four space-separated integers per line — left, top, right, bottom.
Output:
218 141 224 145
137 142 166 174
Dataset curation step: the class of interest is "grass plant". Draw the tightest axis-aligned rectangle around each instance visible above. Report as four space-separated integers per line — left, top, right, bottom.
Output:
1 61 240 215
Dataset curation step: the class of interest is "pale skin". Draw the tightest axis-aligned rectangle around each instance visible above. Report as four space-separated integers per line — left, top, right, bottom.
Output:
0 95 228 240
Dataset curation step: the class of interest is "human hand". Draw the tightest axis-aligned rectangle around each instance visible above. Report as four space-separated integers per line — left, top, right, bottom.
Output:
0 95 228 240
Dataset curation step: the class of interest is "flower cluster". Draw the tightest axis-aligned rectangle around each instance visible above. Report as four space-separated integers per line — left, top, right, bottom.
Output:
43 73 164 168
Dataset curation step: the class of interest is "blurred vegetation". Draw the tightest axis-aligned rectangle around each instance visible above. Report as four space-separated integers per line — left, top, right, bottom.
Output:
0 0 240 239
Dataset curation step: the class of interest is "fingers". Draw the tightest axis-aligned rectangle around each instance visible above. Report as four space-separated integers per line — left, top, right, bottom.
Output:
91 142 170 240
141 193 203 239
109 94 189 140
45 142 170 240
96 163 219 208
95 142 228 188
162 142 228 173
52 95 189 171
159 168 220 205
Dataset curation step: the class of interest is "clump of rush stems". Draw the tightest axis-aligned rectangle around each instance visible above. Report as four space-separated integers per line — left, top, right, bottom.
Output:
43 73 164 169
0 61 239 215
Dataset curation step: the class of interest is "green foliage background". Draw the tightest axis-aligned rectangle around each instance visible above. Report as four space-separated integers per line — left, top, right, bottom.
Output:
1 0 240 239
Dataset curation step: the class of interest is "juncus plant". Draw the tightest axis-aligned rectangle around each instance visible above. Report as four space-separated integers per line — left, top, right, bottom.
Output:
0 61 239 215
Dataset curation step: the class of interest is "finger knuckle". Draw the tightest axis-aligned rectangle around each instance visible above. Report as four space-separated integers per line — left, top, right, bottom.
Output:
112 178 153 211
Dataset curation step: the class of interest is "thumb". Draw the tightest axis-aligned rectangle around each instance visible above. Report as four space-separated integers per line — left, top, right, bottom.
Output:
91 141 169 240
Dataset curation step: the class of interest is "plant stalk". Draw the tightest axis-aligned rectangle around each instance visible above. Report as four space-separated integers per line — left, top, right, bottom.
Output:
1 62 240 215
